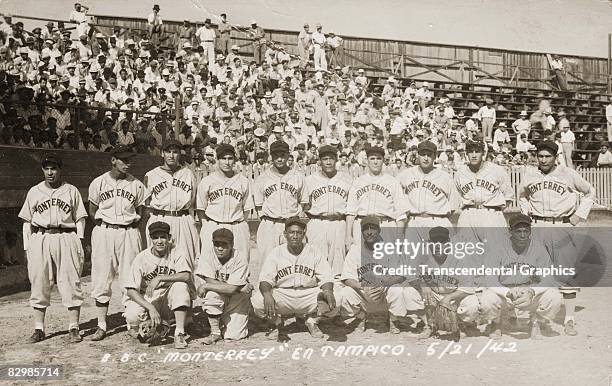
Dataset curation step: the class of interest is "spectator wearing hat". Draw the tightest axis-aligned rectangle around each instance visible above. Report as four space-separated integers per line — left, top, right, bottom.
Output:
69 3 90 37
196 18 216 66
558 111 574 169
492 122 511 152
415 82 434 110
477 98 496 140
177 19 195 51
311 23 327 71
596 143 612 168
512 110 531 138
147 4 163 47
297 23 311 69
248 20 265 65
326 30 343 67
216 13 232 55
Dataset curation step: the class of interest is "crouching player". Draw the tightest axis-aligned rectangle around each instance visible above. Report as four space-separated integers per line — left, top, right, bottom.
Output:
196 228 251 345
124 221 193 349
338 216 423 334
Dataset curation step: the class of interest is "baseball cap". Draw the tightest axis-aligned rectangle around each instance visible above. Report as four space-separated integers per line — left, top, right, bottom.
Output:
417 140 437 154
318 145 337 158
216 144 235 159
149 221 170 236
536 140 558 155
429 227 450 242
162 139 181 151
365 146 385 157
270 141 289 154
110 145 136 159
41 154 62 168
465 139 485 152
285 216 306 230
508 214 532 229
212 228 234 245
361 216 380 230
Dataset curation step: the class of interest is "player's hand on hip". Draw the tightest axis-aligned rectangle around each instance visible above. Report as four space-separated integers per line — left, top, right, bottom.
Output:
148 308 162 327
569 214 582 226
263 293 277 319
146 278 160 298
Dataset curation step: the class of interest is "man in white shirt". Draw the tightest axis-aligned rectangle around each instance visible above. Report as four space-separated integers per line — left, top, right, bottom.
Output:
326 31 343 67
477 99 496 140
311 23 327 71
147 4 163 47
597 143 612 167
559 116 575 169
69 3 89 38
196 19 216 66
515 133 532 153
492 122 511 152
605 99 612 142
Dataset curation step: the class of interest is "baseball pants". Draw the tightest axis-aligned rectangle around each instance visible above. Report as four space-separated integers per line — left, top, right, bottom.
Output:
481 118 495 139
27 232 84 309
256 219 286 264
91 225 142 305
339 284 423 318
252 287 334 318
457 208 507 244
200 219 250 262
478 288 562 323
532 221 579 293
406 216 453 243
147 214 199 266
201 42 215 66
201 291 250 340
125 282 191 328
306 218 346 276
561 143 574 168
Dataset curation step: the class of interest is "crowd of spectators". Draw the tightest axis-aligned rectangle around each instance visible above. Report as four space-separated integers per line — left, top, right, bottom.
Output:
0 4 610 171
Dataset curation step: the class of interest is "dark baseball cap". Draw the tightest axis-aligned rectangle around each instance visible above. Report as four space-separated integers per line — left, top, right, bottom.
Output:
41 154 62 168
285 216 306 230
110 145 136 159
270 141 290 154
536 140 558 155
509 214 532 229
216 143 235 158
212 228 234 245
465 140 485 152
417 140 437 154
318 145 337 158
365 145 385 157
162 139 182 151
361 216 380 229
429 227 450 242
149 221 170 236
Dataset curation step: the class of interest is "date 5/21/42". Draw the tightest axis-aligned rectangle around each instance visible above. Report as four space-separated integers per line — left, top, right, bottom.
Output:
427 340 518 359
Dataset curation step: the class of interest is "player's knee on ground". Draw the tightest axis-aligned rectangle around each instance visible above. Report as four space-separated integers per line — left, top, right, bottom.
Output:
339 286 363 317
456 294 481 323
125 300 148 327
202 291 226 316
168 282 192 310
250 290 266 319
475 289 504 322
536 288 562 321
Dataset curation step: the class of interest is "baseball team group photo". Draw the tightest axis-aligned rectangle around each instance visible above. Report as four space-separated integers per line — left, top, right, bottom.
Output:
1 1 611 385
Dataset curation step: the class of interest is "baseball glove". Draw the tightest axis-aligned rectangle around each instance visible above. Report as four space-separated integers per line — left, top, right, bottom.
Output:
138 319 170 346
432 302 460 337
316 291 337 318
507 287 535 309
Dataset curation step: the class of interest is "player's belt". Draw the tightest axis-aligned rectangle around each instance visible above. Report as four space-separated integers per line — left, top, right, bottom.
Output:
151 209 190 217
306 213 346 221
32 226 75 234
356 215 394 222
409 213 449 219
260 215 286 224
96 220 139 229
463 204 504 211
202 40 214 42
203 213 244 225
531 215 571 224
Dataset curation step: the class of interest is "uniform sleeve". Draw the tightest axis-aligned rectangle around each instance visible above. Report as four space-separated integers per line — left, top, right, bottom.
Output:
196 177 209 211
313 247 333 285
339 246 358 281
18 189 35 222
499 167 514 202
72 186 88 222
390 176 405 220
173 250 193 274
253 175 264 207
242 177 255 212
570 169 595 219
517 172 531 215
134 179 150 208
226 256 249 286
346 180 359 215
303 176 313 206
194 248 216 278
297 172 308 205
88 178 101 206
447 172 461 212
124 256 143 290
258 249 278 285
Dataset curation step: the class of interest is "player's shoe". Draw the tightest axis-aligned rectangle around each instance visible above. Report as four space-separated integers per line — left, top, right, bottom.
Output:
305 319 324 338
201 333 222 345
461 321 482 338
484 322 502 339
389 315 400 335
414 324 432 340
28 329 45 343
355 310 367 332
564 320 578 336
91 328 106 341
67 328 82 343
174 333 188 349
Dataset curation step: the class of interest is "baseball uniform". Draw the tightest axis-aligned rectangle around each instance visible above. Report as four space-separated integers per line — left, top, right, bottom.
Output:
253 168 307 263
124 244 193 329
197 171 254 262
89 171 149 305
145 166 199 265
454 161 513 242
196 246 250 340
304 170 352 275
19 181 87 309
251 242 334 318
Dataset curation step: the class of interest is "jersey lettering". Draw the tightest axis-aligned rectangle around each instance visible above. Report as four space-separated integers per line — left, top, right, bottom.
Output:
33 198 72 215
311 185 349 201
356 184 392 200
527 181 567 196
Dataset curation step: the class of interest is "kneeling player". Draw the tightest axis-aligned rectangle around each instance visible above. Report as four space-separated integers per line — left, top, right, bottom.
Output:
338 216 423 334
124 221 193 349
196 228 251 345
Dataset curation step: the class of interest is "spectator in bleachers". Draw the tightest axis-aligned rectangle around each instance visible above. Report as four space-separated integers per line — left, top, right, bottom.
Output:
559 113 575 169
297 23 311 69
311 23 327 71
326 30 343 67
596 143 612 168
196 18 216 66
511 110 531 138
69 3 90 38
477 98 496 140
249 20 265 65
147 4 163 48
217 14 232 55
492 122 511 152
605 98 612 142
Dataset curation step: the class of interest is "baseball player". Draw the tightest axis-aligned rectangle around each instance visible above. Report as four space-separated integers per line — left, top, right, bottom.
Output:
144 139 199 266
397 141 459 242
251 217 337 341
477 214 563 339
518 140 595 336
124 221 193 349
196 228 251 344
304 145 353 275
338 216 423 334
345 145 404 249
19 155 87 344
253 141 307 263
454 139 513 242
197 144 254 262
88 146 149 341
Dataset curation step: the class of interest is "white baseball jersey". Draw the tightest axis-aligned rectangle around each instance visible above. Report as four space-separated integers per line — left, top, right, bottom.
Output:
340 242 397 286
19 182 87 228
346 172 402 218
519 165 594 219
397 166 458 216
145 166 196 211
197 171 254 222
416 249 476 295
454 162 513 207
304 170 352 215
88 172 149 225
253 168 307 218
124 245 193 297
195 249 249 286
258 243 333 288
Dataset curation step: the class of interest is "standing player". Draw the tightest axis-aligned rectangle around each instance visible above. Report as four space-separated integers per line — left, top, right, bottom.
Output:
338 216 423 334
253 141 307 262
196 228 250 344
345 145 404 249
88 146 149 341
397 140 458 241
197 144 254 261
518 140 595 336
144 139 199 265
19 155 88 343
304 145 352 275
124 221 193 349
251 217 336 341
454 139 513 242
